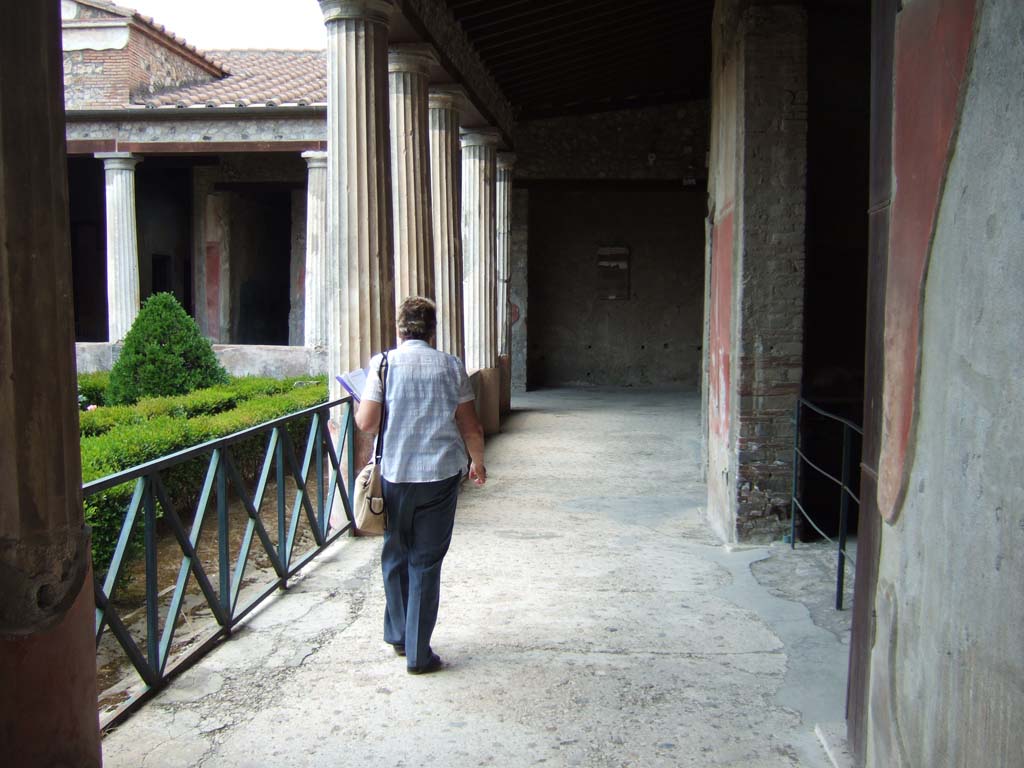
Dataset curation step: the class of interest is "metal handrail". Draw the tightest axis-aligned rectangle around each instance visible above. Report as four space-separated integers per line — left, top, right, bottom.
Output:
789 396 862 610
88 397 357 728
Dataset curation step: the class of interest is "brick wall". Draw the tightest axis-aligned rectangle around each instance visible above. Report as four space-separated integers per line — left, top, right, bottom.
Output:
63 23 218 110
734 6 807 540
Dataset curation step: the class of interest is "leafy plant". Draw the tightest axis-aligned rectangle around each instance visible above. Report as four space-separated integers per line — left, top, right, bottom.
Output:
106 293 228 405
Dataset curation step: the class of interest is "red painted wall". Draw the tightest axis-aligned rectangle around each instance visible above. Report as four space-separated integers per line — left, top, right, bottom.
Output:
709 208 734 438
877 0 976 521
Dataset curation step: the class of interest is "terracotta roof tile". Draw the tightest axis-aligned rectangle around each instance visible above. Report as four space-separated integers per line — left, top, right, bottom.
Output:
141 50 326 109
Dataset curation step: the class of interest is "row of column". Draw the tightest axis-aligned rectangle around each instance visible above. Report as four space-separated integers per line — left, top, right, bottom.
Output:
97 1 515 384
311 0 514 410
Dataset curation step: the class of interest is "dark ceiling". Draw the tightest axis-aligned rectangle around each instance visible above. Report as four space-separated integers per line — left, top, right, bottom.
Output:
446 0 715 120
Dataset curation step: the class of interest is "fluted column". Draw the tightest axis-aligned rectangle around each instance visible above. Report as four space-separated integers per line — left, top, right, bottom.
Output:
496 152 516 357
302 151 328 350
320 0 395 411
389 45 436 311
461 129 500 371
98 152 141 342
429 86 465 359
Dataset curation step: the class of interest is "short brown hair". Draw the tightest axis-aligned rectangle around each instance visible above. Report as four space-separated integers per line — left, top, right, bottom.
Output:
397 296 437 341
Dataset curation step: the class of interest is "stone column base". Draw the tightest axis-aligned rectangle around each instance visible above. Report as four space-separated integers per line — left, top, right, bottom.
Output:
471 367 501 436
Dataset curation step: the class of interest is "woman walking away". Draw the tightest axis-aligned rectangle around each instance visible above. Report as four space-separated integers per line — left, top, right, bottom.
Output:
356 296 486 675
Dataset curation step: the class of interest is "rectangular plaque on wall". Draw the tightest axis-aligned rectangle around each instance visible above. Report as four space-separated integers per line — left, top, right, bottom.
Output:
597 246 630 300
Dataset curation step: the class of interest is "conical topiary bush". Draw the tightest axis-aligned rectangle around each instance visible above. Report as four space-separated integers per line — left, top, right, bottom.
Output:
107 292 229 405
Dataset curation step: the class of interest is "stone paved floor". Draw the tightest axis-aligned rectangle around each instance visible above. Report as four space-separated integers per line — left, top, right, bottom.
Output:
101 388 851 768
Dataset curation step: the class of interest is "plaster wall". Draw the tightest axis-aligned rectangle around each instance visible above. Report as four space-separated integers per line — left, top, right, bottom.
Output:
866 3 1024 765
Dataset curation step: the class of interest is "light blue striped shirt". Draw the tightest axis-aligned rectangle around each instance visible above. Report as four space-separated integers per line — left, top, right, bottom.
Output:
362 340 475 483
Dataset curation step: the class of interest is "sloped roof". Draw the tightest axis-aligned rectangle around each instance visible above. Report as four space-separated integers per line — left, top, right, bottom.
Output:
140 50 327 109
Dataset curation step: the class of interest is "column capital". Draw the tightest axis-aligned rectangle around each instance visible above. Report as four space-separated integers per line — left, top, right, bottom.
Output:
388 43 437 75
319 0 394 25
95 152 140 171
460 128 501 149
497 152 517 171
302 150 328 168
429 84 468 113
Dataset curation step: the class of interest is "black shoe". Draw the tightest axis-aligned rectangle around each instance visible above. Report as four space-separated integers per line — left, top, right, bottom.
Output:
388 643 406 657
407 652 443 675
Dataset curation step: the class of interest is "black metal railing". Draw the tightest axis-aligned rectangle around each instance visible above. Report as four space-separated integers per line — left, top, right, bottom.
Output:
790 397 862 610
87 397 356 727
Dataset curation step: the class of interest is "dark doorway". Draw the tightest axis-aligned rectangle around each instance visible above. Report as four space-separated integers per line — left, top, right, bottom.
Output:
797 1 871 541
137 162 193 315
527 181 705 389
222 184 292 346
67 157 107 341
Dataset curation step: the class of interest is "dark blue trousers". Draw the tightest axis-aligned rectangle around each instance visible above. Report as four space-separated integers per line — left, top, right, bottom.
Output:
380 473 460 669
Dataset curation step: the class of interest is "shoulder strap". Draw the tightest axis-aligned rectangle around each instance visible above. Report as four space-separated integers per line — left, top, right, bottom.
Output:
374 352 389 464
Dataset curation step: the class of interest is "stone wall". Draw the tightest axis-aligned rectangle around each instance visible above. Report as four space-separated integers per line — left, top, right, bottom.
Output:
512 101 710 392
514 102 709 182
66 114 326 147
509 188 529 392
528 182 706 388
127 29 220 104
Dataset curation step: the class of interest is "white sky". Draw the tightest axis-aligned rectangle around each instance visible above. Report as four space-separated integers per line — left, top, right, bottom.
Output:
126 0 326 51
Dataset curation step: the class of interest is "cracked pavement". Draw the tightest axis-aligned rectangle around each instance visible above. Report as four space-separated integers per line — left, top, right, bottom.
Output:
101 388 850 768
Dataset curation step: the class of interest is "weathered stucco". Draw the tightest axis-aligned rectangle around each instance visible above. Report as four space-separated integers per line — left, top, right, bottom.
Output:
509 188 528 393
867 2 1024 765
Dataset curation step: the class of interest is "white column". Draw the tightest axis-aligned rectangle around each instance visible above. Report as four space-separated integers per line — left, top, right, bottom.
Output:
98 153 141 342
496 152 516 357
389 45 436 310
302 150 328 350
320 0 396 410
429 86 465 359
461 129 500 371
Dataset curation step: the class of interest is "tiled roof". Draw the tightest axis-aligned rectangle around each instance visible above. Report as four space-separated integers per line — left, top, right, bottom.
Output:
141 50 327 109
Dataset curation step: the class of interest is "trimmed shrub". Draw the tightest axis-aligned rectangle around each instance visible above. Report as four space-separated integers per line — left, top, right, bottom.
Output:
107 293 228 405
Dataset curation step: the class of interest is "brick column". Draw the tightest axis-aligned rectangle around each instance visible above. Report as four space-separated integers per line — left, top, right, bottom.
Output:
461 129 500 372
428 86 466 359
98 152 141 342
389 45 436 310
0 1 101 763
302 151 328 351
705 3 808 542
320 0 396 400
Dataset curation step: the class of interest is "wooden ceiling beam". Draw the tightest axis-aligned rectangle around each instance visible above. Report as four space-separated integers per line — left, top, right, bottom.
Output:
478 7 708 62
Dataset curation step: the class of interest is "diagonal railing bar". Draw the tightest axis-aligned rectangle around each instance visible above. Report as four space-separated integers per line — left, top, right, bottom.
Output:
95 477 146 642
94 580 159 688
88 397 360 729
278 424 325 562
150 473 225 676
221 448 287 616
142 478 160 672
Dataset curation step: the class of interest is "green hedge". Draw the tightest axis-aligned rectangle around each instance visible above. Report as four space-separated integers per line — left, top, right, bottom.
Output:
78 372 110 409
83 380 329 576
